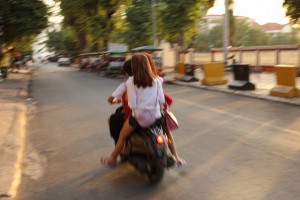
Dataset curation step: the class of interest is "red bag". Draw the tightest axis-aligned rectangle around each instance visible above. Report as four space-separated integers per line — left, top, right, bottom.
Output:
163 106 179 131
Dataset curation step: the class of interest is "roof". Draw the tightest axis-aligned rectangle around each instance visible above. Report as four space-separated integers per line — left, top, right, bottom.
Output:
260 23 284 31
251 21 261 29
78 52 102 57
101 50 126 54
78 50 126 57
129 45 163 52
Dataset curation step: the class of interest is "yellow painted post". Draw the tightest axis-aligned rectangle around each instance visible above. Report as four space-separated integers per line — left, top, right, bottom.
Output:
175 62 186 80
74 57 80 64
270 65 300 98
201 62 228 85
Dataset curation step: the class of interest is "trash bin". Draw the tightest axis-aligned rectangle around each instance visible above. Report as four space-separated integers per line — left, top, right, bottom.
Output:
228 64 255 90
180 64 198 82
0 66 8 78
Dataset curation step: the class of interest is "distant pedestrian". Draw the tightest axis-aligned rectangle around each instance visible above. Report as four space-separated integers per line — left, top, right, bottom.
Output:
13 60 22 73
26 59 33 71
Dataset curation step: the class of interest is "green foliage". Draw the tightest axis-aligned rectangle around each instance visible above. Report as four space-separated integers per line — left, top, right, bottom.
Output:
270 30 300 45
233 19 271 46
195 25 223 51
195 18 273 51
0 0 49 45
122 0 153 48
11 38 34 55
110 6 128 44
56 0 215 50
283 0 300 24
59 0 89 51
45 28 77 54
111 0 215 49
159 0 198 46
158 0 214 47
59 0 127 51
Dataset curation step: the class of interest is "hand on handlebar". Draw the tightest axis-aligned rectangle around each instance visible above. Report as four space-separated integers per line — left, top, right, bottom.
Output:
107 96 121 104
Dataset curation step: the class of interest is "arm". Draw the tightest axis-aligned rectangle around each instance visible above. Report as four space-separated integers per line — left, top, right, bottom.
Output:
108 82 126 104
112 82 126 99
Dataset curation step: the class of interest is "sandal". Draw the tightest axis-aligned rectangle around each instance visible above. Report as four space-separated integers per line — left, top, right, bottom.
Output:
100 157 117 169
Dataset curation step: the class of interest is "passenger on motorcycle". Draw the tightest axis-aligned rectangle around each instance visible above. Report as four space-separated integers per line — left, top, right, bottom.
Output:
107 59 132 144
103 53 186 168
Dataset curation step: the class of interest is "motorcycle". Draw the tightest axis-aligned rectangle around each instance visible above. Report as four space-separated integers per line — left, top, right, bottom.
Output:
109 101 175 184
120 119 176 184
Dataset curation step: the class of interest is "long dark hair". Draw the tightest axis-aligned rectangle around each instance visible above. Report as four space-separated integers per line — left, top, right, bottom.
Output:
131 53 156 88
142 52 163 77
122 59 132 76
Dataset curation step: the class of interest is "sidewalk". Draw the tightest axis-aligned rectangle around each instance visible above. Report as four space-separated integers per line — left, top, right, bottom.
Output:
163 69 300 106
0 70 30 199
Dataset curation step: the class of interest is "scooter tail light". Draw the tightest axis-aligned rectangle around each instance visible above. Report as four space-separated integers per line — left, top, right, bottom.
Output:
156 135 165 144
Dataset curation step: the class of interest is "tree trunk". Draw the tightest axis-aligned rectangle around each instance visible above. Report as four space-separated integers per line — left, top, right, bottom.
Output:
78 32 87 52
103 37 109 51
91 41 99 52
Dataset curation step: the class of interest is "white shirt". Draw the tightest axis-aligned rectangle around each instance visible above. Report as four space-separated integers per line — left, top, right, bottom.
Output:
112 82 126 100
126 76 165 118
112 76 164 100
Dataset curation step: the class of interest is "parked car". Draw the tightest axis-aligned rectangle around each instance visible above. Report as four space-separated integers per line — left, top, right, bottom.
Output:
58 57 71 66
48 55 63 62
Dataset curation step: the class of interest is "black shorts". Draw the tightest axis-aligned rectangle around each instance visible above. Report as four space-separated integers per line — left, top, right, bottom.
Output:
109 111 125 144
128 115 163 128
128 115 140 128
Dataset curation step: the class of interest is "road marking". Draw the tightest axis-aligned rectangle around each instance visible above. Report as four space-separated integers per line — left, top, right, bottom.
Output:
8 105 26 198
177 98 300 135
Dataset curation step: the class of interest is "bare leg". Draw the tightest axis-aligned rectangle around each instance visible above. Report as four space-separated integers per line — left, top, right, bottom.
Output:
106 119 134 165
166 129 186 165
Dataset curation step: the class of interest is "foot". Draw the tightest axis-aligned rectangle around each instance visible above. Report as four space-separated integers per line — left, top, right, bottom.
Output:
166 155 176 168
100 157 117 169
175 157 187 168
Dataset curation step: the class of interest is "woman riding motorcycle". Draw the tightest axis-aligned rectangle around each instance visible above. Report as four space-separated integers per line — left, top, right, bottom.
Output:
104 55 186 168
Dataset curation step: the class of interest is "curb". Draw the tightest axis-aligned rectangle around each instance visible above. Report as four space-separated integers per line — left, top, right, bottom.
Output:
0 104 27 199
169 80 300 107
0 71 32 199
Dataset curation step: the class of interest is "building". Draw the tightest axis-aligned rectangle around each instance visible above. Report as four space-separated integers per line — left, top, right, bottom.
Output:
202 14 292 35
260 23 292 35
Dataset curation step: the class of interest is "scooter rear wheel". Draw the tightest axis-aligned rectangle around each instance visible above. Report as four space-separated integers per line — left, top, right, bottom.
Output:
147 161 164 184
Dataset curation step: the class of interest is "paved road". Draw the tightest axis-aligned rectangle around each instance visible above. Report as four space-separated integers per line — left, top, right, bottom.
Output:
17 62 300 200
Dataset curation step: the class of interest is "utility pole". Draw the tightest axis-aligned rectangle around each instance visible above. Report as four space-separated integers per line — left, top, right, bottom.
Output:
223 0 230 64
151 0 158 46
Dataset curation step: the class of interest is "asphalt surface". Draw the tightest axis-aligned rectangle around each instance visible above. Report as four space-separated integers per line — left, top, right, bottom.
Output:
1 62 300 200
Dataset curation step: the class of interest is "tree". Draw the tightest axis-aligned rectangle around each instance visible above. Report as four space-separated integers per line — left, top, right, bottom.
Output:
59 0 127 52
271 29 300 45
97 0 128 50
195 18 272 51
122 0 153 48
159 0 215 48
195 24 223 51
283 0 300 24
45 28 77 54
229 0 235 46
59 0 89 51
0 0 49 46
233 19 271 46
